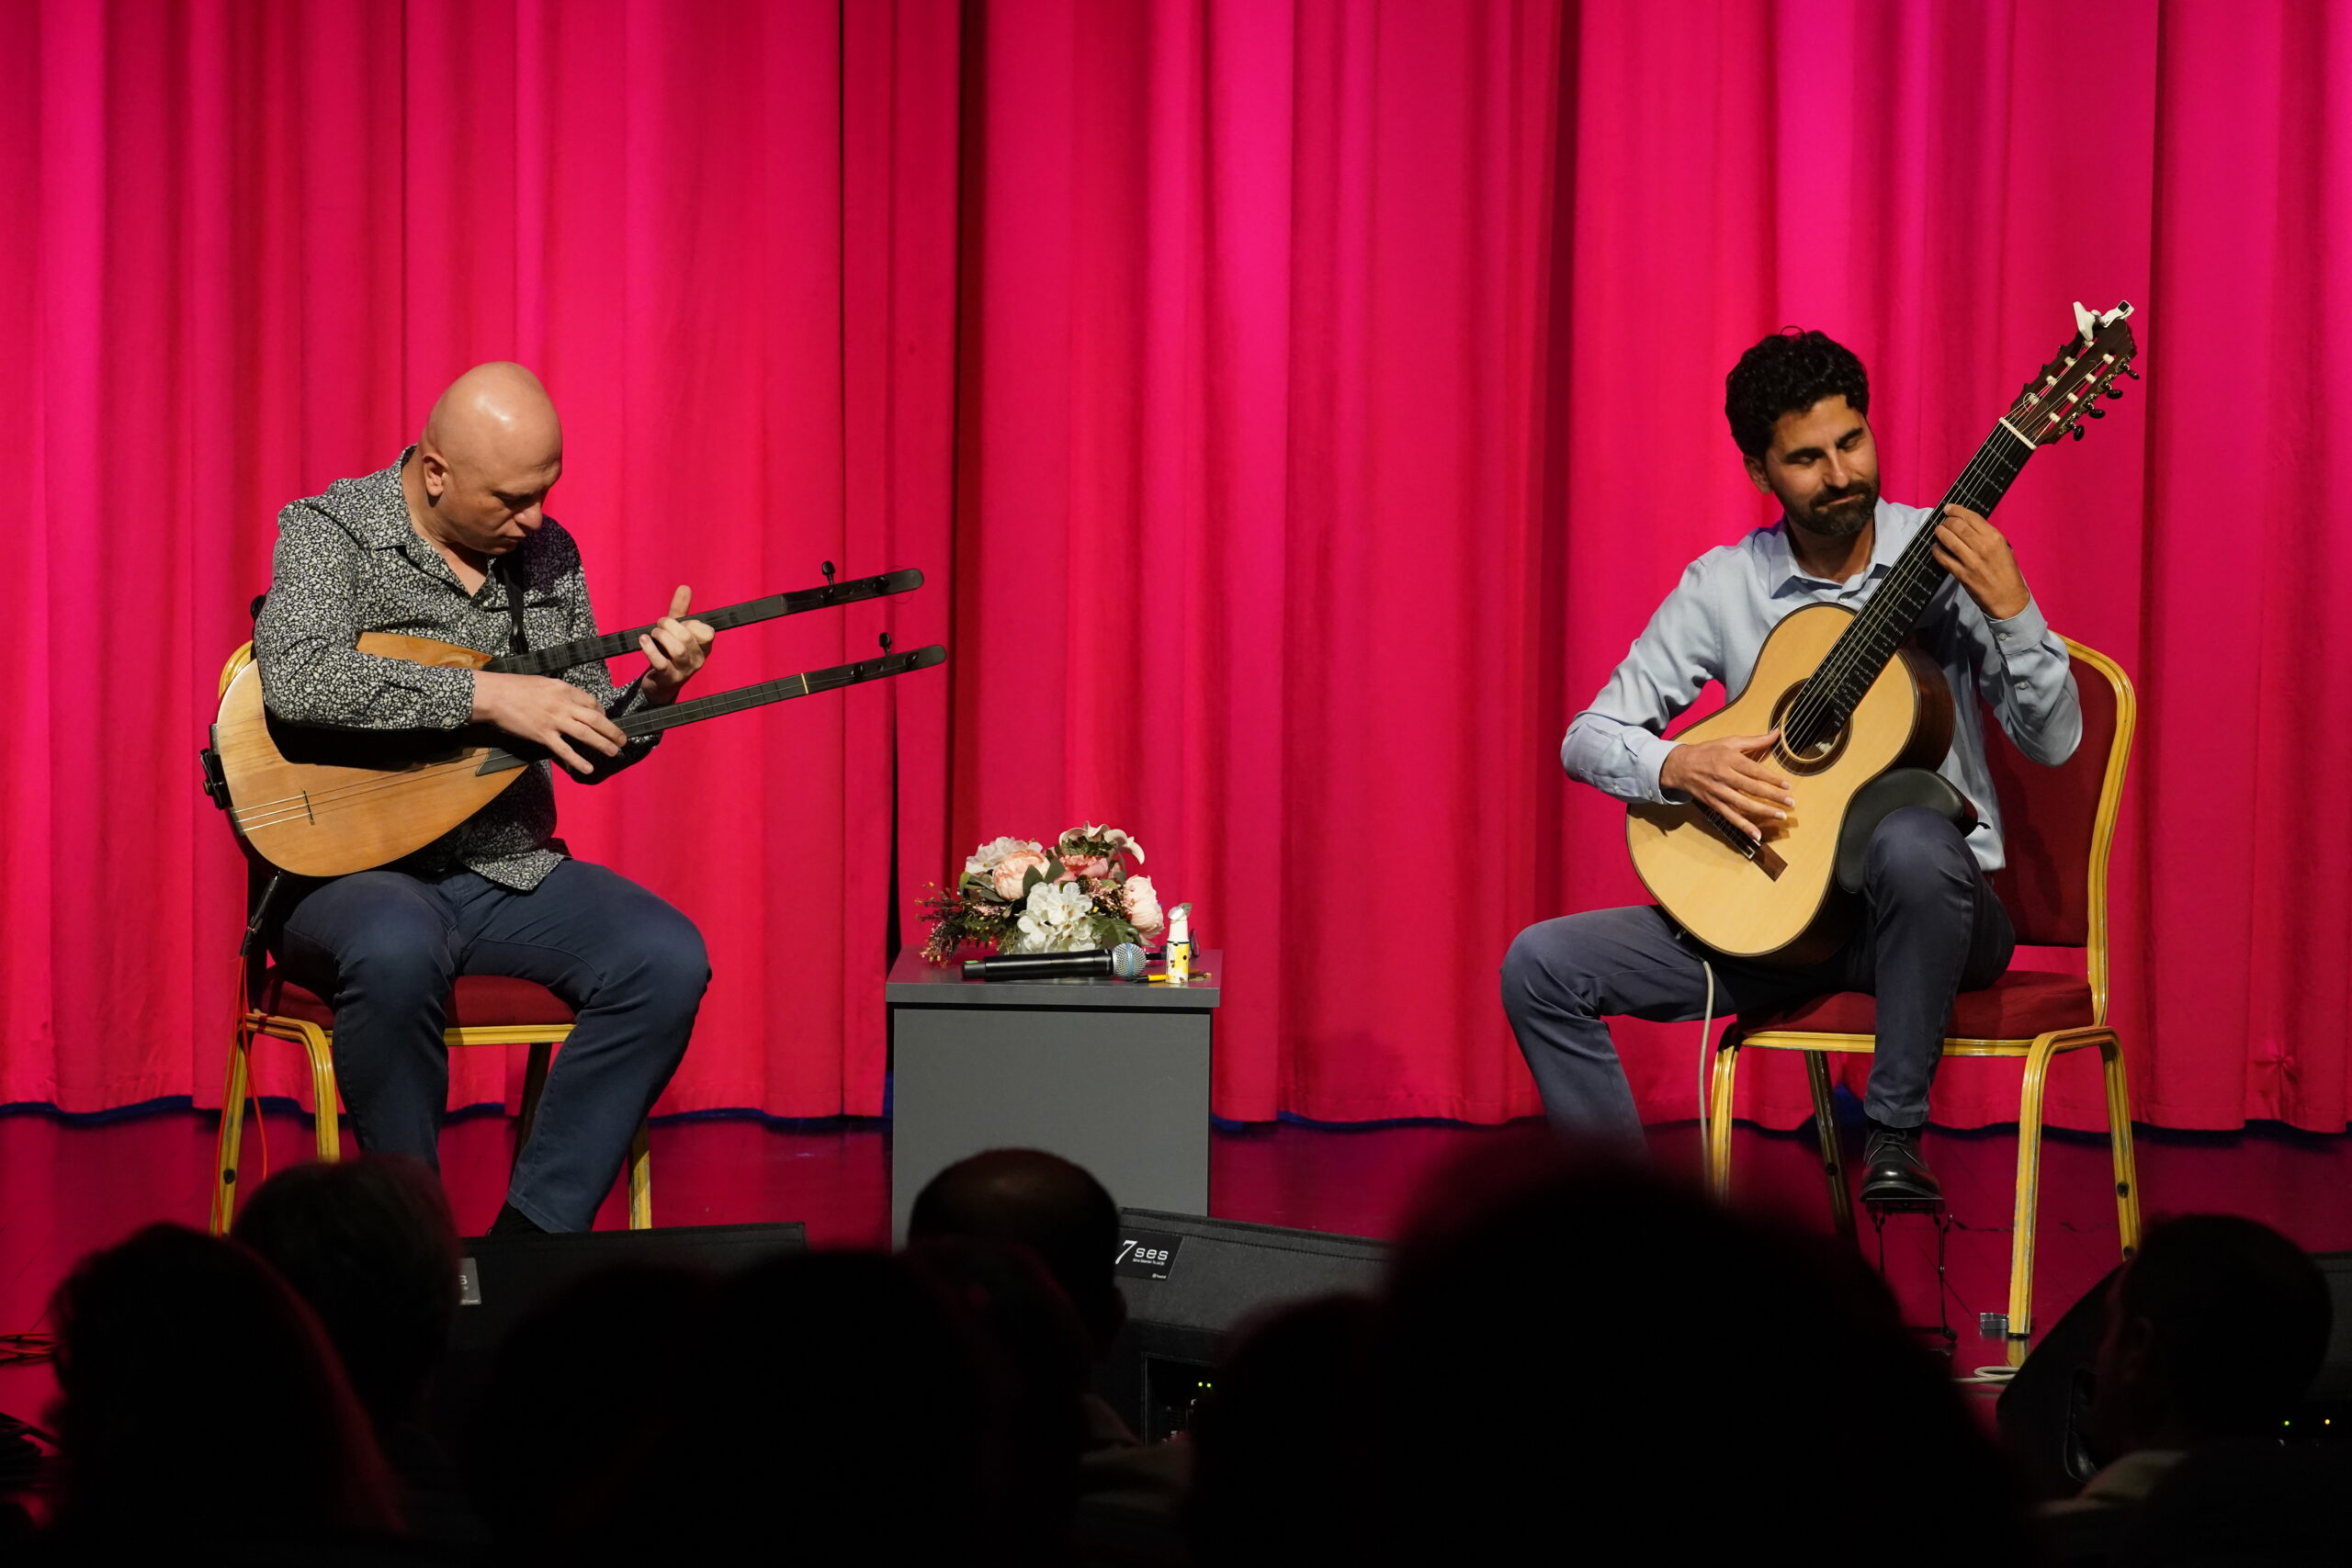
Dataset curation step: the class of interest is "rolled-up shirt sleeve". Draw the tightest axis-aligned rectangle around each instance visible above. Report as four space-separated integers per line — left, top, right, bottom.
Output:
1968 593 2081 766
253 505 476 730
1562 558 1724 805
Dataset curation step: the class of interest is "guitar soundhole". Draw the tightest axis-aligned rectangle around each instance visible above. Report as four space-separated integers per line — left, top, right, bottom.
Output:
1769 682 1849 776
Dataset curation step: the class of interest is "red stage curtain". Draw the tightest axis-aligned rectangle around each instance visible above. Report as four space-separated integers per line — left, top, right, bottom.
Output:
3 1 2347 1135
0 0 964 1120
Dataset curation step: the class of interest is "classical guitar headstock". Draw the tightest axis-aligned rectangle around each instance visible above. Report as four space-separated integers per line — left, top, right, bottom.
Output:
2011 300 2141 446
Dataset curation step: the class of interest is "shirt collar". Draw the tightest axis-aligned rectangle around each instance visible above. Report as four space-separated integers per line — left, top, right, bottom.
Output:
1761 499 1904 594
350 446 426 552
359 446 508 602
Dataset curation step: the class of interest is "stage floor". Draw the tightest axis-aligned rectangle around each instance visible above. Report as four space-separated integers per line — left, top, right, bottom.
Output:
5 1103 2348 1423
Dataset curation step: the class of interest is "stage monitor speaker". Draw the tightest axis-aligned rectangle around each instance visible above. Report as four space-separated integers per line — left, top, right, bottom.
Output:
1099 1209 1386 1442
431 1222 808 1441
1999 1250 2352 1501
453 1221 807 1354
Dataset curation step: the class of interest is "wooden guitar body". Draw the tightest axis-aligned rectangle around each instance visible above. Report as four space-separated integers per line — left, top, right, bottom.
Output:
212 633 520 878
1625 603 1954 965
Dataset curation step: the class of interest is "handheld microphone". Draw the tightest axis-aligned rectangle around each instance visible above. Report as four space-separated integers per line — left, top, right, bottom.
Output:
963 944 1148 981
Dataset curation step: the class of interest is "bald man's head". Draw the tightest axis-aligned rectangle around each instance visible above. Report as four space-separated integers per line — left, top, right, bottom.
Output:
409 362 563 559
907 1149 1126 1355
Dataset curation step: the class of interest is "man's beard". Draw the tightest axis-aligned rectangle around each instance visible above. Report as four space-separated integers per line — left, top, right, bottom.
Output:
1803 483 1877 538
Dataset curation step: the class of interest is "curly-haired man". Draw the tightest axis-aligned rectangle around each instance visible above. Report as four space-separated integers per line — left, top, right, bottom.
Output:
1500 330 2081 1201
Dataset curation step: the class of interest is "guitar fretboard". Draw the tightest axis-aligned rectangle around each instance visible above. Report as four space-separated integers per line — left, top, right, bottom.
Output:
1783 419 2035 753
476 644 947 774
483 568 923 677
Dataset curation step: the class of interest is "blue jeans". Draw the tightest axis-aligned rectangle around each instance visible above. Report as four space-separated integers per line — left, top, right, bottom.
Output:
1500 807 2014 1141
277 859 709 1231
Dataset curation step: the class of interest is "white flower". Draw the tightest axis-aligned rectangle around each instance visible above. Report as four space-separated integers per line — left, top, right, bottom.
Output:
1014 880 1096 952
965 837 1043 877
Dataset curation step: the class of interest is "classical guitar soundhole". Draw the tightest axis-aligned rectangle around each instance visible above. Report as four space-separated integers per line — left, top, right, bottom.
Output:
1769 681 1849 775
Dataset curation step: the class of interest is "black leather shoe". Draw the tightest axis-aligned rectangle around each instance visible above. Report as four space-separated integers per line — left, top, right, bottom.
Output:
1860 1123 1942 1205
487 1200 548 1237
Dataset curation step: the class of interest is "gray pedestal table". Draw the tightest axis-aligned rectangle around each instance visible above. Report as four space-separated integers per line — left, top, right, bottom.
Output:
886 948 1222 1244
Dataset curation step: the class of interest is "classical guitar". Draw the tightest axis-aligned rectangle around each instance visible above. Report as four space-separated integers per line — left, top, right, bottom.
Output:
206 567 943 877
1625 303 2141 964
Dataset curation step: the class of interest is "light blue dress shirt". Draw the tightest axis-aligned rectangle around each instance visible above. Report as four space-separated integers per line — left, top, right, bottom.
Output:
1563 498 2081 872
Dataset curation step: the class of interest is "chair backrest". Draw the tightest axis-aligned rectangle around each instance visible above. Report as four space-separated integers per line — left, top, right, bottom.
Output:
220 641 254 696
1982 637 2135 1018
217 640 276 1003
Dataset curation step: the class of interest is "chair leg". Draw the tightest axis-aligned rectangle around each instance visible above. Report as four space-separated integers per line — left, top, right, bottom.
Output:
1705 1042 1742 1199
295 1021 342 1162
1805 1051 1856 1245
2007 1032 2064 1340
211 1026 254 1236
2099 1032 2142 1258
628 1121 653 1231
515 1041 554 1170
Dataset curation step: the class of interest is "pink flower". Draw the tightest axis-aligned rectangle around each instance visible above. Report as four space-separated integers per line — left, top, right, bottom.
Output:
1120 874 1165 938
991 849 1052 900
1059 852 1112 881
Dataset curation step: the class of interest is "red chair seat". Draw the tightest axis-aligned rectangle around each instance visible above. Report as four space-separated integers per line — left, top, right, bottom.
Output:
260 970 577 1031
1738 968 2095 1042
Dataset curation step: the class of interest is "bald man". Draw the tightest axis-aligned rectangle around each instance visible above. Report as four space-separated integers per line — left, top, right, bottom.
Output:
252 364 715 1234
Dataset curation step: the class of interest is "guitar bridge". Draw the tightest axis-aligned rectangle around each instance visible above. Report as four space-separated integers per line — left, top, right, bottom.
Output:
1697 804 1787 880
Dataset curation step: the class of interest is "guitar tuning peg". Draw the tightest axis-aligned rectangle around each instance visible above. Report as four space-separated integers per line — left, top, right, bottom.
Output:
2086 405 2106 419
2122 364 2141 380
2070 423 2086 441
2105 385 2126 399
821 560 837 585
878 632 893 656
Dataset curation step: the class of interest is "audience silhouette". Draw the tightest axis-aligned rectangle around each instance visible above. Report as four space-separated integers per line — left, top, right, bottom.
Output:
2037 1213 2343 1566
14 1148 2345 1565
43 1223 401 1556
908 1147 1193 1554
233 1155 484 1549
1356 1142 2036 1562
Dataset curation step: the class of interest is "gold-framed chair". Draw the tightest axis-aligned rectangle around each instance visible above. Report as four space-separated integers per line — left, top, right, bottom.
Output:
1703 637 2141 1343
208 643 652 1235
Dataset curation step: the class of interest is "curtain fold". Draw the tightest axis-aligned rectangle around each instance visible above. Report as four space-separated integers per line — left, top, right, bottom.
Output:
2 0 2345 1135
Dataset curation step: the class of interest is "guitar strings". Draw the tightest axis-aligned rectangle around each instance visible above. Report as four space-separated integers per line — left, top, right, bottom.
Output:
488 573 910 677
1792 378 2049 734
230 660 921 833
1793 426 2014 728
1776 416 2028 758
228 671 830 820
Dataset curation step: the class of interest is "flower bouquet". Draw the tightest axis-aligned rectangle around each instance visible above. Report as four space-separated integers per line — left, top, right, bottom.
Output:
920 823 1165 964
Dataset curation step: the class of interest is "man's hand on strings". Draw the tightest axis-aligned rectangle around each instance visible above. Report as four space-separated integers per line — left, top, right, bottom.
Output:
1659 728 1793 841
1932 506 2030 622
639 585 717 706
471 671 628 777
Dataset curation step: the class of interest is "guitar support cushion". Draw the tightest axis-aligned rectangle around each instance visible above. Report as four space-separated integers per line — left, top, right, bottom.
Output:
1833 768 1980 895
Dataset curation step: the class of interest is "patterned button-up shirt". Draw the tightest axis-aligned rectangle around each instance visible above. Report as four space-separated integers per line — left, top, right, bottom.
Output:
252 448 658 889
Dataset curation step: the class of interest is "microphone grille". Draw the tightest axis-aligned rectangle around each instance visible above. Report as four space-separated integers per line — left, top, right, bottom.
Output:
1109 942 1147 979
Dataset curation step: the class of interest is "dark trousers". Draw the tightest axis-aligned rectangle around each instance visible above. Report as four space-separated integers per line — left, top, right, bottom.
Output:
277 859 709 1231
1500 807 2013 1141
